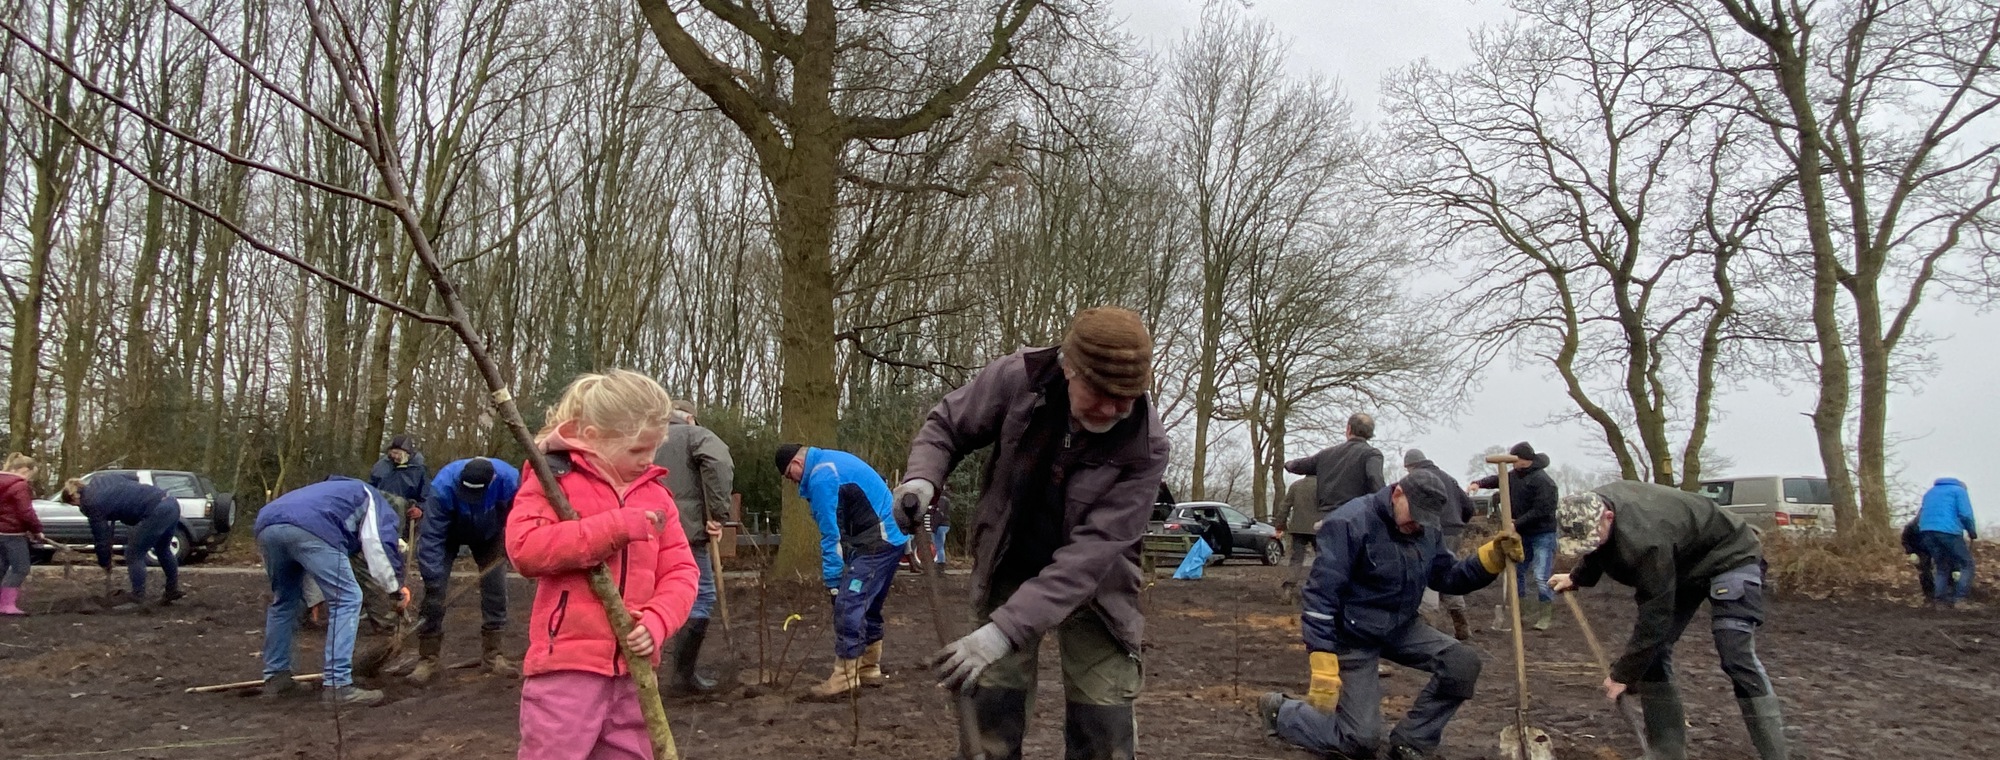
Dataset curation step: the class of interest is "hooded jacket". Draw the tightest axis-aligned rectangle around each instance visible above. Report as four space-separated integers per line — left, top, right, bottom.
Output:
1568 480 1763 684
1917 477 1977 539
80 475 175 569
369 437 432 512
417 458 521 582
797 447 907 588
253 477 405 593
0 472 40 535
1286 439 1385 514
903 346 1170 654
1301 488 1500 652
505 436 698 679
1473 453 1559 535
654 420 734 547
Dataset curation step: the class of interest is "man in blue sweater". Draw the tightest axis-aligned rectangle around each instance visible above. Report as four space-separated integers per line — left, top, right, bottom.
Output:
777 443 908 700
63 474 184 611
255 477 409 706
403 457 520 685
1258 470 1521 760
1917 477 1979 609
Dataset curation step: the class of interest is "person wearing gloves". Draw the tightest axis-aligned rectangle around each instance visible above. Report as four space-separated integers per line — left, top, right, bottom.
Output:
1550 480 1790 760
777 443 907 701
1470 441 1559 630
254 477 410 706
62 474 185 612
1256 470 1521 760
370 433 433 520
1404 448 1478 640
653 400 735 695
506 370 700 757
403 456 522 685
1916 477 1978 609
898 306 1170 760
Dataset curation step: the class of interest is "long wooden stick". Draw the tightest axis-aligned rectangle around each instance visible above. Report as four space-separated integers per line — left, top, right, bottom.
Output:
1563 593 1650 752
901 494 982 760
186 673 324 694
1495 461 1531 759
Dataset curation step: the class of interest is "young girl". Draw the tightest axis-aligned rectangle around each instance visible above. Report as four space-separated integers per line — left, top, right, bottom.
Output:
506 370 699 759
0 453 46 616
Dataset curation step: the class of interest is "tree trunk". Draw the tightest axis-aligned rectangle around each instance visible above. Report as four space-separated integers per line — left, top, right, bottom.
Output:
1852 282 1893 545
768 150 842 581
9 108 74 456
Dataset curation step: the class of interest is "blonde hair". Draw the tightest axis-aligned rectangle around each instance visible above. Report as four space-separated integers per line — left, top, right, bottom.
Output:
4 453 36 474
539 369 674 444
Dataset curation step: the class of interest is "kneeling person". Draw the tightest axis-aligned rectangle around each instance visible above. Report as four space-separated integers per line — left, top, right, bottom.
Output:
1551 481 1789 760
1260 470 1521 760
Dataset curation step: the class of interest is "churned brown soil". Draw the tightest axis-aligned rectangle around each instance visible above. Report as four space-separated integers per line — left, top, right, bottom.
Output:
0 561 1992 759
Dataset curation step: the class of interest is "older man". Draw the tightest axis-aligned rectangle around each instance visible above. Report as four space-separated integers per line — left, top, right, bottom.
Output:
1256 470 1520 760
1283 414 1385 597
654 400 735 694
1551 481 1790 760
897 307 1171 760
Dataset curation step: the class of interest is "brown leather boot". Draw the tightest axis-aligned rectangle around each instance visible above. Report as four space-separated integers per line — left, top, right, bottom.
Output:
857 641 886 687
1449 609 1471 641
406 635 444 685
801 658 861 701
482 629 520 678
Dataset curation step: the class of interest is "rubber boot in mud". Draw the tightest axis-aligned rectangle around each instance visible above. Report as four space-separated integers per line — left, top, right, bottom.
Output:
667 618 714 694
970 687 1029 760
1739 695 1790 760
1633 681 1688 760
1063 701 1136 760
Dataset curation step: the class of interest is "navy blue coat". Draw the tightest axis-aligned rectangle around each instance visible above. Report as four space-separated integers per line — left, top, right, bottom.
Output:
1302 488 1499 653
80 475 174 569
416 457 521 582
369 451 432 512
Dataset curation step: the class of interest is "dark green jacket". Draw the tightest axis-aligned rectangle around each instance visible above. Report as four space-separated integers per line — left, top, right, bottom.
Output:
1570 480 1763 683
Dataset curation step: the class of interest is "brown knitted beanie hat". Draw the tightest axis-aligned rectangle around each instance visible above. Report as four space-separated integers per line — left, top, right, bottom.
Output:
1062 307 1153 398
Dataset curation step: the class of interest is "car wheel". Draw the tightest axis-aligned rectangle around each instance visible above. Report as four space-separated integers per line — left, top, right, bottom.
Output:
170 526 195 565
1262 539 1284 566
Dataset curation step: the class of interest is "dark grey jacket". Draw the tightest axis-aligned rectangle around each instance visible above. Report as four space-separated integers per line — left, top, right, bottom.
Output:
1277 476 1320 534
1286 439 1385 513
1570 481 1763 683
1408 459 1474 538
904 347 1170 653
654 421 734 546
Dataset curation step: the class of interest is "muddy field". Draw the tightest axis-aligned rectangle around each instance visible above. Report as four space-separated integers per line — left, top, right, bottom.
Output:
0 561 1993 759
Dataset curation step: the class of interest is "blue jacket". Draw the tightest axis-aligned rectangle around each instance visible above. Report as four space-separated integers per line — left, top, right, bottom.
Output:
1302 488 1499 653
797 447 907 587
417 458 521 582
80 475 175 569
254 477 405 593
1918 477 1977 539
369 451 433 511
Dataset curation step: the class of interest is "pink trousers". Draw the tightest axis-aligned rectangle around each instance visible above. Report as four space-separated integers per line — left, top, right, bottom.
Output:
518 671 653 760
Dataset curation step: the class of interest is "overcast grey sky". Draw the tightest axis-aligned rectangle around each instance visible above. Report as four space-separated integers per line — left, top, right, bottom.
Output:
1110 0 1999 524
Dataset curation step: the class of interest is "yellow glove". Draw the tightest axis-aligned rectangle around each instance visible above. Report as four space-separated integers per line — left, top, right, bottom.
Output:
1478 532 1525 574
1306 651 1342 713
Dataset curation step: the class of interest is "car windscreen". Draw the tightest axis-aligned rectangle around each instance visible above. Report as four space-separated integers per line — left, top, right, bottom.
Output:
1782 478 1832 505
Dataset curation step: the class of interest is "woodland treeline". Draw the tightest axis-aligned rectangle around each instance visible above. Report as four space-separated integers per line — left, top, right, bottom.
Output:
1 0 1993 569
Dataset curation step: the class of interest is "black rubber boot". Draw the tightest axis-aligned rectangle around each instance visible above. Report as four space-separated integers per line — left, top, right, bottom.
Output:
1633 681 1689 760
969 687 1030 760
667 617 716 695
1738 695 1790 760
1062 702 1136 760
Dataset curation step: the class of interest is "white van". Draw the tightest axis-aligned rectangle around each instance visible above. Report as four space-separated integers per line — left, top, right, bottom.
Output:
1696 475 1836 532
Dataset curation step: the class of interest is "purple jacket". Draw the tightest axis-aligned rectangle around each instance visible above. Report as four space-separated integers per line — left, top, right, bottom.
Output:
903 347 1170 653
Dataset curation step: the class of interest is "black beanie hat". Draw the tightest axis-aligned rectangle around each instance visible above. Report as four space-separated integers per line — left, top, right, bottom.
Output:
1509 441 1537 461
774 443 804 474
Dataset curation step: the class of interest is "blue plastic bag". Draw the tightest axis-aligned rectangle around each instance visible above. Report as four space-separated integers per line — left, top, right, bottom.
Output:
1172 539 1214 580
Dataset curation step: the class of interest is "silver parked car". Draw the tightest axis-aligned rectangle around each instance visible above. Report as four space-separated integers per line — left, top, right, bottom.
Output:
1696 475 1836 532
32 469 236 564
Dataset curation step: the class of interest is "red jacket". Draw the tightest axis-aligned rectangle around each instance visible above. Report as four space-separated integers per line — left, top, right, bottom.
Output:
506 441 699 679
0 472 41 535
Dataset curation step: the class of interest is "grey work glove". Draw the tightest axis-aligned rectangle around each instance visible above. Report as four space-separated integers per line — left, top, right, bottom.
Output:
933 622 1011 693
891 479 935 532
